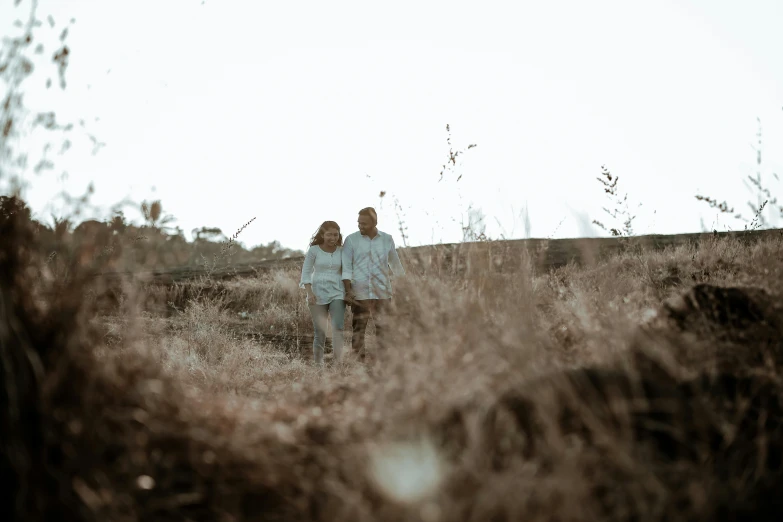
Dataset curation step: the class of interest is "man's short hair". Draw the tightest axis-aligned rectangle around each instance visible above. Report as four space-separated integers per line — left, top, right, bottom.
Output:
358 207 377 224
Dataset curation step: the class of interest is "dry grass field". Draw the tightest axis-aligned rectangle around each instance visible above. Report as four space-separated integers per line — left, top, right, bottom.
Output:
3 196 783 521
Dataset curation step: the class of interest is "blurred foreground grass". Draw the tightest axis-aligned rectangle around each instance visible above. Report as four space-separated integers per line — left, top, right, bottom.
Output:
4 201 783 520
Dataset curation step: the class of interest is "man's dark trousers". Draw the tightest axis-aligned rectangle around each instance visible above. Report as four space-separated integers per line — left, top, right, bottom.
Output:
350 298 392 362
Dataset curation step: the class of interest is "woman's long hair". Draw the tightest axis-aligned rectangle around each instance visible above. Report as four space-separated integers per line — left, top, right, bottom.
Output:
309 221 342 247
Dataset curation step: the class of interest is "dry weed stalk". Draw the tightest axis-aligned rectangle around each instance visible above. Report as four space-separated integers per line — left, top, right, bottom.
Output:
696 117 783 230
592 164 639 240
205 217 256 277
438 123 478 183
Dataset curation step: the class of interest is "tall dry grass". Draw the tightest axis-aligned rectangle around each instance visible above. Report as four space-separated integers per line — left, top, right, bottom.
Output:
4 193 783 520
130 231 783 384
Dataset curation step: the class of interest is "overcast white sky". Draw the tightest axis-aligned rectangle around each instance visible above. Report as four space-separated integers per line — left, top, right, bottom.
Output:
2 0 782 251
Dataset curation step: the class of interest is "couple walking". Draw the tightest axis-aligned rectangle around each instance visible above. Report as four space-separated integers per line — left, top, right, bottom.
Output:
299 207 406 367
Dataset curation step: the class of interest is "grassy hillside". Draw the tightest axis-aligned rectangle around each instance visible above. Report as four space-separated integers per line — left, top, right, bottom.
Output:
101 227 783 284
4 197 783 521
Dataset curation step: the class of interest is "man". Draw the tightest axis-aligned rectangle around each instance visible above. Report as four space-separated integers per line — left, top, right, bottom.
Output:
341 207 406 364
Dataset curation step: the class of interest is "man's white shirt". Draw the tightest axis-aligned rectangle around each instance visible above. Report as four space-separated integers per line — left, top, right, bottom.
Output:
341 230 405 300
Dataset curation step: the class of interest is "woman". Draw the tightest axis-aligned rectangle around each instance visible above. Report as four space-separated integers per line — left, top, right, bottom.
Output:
299 220 345 367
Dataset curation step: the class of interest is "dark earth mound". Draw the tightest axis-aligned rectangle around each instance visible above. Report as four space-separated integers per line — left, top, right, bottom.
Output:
636 283 783 377
431 283 783 521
